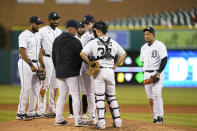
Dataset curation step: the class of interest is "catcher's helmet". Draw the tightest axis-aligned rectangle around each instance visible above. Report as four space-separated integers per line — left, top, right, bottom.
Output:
94 21 108 34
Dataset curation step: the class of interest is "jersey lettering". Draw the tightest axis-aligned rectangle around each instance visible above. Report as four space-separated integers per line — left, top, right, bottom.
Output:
152 50 157 58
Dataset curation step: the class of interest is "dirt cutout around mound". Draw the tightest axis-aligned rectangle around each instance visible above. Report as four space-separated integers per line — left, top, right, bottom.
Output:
0 118 197 131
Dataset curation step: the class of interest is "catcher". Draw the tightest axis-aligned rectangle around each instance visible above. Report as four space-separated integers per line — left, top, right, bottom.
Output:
80 21 126 129
140 26 167 124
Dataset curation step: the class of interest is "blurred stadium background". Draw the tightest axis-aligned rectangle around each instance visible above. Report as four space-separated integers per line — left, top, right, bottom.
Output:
0 0 197 128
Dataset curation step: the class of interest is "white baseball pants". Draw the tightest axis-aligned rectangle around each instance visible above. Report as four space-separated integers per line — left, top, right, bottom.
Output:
144 71 164 119
55 76 82 124
17 59 40 116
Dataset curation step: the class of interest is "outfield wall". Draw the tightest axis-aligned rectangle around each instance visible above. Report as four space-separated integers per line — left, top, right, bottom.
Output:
0 29 197 86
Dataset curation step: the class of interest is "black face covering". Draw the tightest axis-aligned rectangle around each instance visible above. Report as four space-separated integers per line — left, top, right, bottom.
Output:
32 27 39 33
50 22 58 28
77 30 85 36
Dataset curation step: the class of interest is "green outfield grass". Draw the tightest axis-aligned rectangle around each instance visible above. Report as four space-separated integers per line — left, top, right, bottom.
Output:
1 85 197 105
116 86 197 105
0 85 197 128
121 112 197 128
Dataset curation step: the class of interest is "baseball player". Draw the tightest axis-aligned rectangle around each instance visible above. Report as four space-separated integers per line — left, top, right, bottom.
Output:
68 21 88 119
52 19 87 126
37 12 62 118
80 14 97 124
140 26 168 124
16 16 44 120
80 21 127 129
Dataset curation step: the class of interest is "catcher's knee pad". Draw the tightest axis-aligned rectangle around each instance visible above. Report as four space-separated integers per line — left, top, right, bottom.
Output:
106 94 120 120
95 93 106 121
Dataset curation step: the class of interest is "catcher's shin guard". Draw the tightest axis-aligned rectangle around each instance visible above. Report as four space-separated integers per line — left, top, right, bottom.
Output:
106 94 120 121
95 93 106 122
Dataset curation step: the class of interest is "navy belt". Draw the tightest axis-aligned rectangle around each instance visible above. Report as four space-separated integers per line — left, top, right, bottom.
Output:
30 59 38 63
19 57 38 63
145 70 154 73
100 66 113 69
44 54 50 57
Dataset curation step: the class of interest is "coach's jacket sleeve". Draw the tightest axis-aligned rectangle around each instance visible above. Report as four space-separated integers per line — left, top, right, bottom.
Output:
52 38 57 68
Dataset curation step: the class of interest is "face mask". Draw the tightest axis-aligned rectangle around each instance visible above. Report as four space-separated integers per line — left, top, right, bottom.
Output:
50 22 58 28
77 30 85 36
32 26 39 33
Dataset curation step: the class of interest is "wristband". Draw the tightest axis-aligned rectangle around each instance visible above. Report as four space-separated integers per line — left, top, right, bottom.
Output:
28 62 33 67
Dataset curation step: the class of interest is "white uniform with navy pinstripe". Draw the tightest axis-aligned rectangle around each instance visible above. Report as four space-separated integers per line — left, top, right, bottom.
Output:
80 31 96 118
17 30 41 116
140 40 167 120
37 26 62 115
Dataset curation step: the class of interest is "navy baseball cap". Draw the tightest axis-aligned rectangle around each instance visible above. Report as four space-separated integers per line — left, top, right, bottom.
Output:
83 14 94 23
66 19 78 29
48 12 60 20
143 26 155 34
29 16 43 25
78 21 85 28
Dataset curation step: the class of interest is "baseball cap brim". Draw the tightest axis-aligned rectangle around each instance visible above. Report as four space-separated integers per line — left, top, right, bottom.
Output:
143 28 155 34
35 21 44 25
50 16 60 20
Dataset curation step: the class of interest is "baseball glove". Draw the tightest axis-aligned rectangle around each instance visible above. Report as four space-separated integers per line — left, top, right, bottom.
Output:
143 73 160 85
36 70 46 80
87 61 100 78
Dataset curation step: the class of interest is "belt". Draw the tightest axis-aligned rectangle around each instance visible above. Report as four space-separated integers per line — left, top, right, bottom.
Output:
144 70 154 73
19 57 38 63
44 54 50 57
100 66 113 69
30 59 38 63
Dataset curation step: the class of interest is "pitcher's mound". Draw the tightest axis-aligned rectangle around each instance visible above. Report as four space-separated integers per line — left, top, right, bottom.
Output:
0 118 196 131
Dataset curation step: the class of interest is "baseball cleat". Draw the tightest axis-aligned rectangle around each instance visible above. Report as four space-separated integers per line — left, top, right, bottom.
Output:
55 120 70 126
95 123 106 129
85 116 96 125
156 116 163 124
44 113 56 118
75 121 88 127
153 119 157 123
113 119 122 128
16 114 32 121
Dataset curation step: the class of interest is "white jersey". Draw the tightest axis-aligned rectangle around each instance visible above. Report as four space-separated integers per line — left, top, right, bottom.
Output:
18 30 41 60
82 36 125 67
81 31 94 47
39 26 62 56
140 40 167 71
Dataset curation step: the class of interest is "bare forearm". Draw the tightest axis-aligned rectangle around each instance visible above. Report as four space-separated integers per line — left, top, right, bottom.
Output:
114 53 127 66
80 51 91 64
19 48 31 64
38 49 45 66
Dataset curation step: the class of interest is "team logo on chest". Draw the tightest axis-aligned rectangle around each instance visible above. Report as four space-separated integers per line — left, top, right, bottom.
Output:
151 50 157 58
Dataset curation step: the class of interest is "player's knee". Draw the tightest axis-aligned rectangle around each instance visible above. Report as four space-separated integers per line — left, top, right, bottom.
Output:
152 93 161 99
